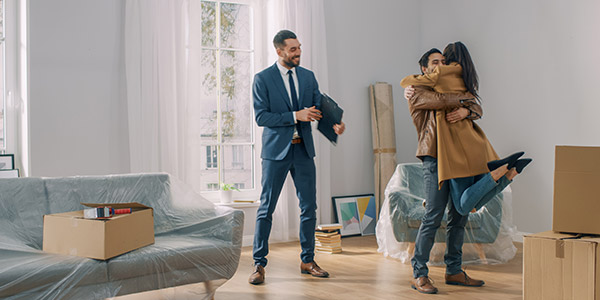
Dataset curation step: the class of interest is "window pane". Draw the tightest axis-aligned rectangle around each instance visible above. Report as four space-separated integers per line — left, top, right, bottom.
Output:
220 3 251 49
220 50 252 143
0 43 4 150
198 49 217 143
222 144 254 190
201 1 216 47
199 145 219 192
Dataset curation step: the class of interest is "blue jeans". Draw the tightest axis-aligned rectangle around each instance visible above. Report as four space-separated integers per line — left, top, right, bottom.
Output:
412 156 468 278
449 174 512 216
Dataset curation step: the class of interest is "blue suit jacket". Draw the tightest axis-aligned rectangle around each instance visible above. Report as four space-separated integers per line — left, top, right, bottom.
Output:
253 63 322 160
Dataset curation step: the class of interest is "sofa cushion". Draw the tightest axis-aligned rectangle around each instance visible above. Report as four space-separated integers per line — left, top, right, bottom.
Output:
44 173 171 213
107 235 239 281
0 249 108 298
0 178 49 249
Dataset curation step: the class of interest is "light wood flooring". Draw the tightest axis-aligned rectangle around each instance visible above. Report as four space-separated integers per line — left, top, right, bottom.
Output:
113 236 523 300
216 236 523 300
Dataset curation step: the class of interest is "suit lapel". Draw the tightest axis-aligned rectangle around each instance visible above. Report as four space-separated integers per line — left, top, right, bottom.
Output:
268 63 292 110
296 67 307 108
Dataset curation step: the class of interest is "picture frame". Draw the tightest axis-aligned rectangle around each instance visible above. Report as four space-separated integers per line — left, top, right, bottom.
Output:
0 154 14 170
332 194 377 237
356 194 377 236
0 169 19 178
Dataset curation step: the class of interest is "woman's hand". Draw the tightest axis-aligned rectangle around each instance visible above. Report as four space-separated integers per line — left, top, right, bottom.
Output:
446 107 470 123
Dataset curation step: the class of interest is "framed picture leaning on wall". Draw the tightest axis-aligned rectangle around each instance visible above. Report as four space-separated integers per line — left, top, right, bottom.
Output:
0 154 14 170
332 194 377 237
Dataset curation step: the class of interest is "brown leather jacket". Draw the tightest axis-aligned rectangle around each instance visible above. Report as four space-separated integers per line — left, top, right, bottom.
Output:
407 86 482 159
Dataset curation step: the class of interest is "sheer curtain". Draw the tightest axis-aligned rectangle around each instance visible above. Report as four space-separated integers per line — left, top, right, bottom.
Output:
125 0 330 243
125 0 204 185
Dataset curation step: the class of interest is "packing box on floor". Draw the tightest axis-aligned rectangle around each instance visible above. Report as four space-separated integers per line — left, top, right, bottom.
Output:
524 231 600 300
43 202 154 260
553 145 600 235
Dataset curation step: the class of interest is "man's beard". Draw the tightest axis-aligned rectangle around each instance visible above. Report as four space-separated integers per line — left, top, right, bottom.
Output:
283 56 300 68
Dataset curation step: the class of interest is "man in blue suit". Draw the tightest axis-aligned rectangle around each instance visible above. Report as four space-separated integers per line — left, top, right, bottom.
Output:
249 30 345 285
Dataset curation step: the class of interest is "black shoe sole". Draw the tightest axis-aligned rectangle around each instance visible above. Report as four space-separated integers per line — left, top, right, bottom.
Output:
445 281 485 287
411 284 438 294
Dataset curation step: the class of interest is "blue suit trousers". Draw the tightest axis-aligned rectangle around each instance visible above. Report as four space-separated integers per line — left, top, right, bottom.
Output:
253 143 317 267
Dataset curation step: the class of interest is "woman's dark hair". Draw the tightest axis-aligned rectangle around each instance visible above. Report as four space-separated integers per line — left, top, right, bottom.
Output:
443 41 479 100
418 48 442 75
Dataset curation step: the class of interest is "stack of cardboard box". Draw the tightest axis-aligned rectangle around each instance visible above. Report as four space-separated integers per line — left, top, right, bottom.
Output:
524 146 600 300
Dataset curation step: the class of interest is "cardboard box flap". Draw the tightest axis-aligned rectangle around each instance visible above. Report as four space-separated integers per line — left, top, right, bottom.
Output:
555 145 600 173
81 202 151 210
525 230 581 240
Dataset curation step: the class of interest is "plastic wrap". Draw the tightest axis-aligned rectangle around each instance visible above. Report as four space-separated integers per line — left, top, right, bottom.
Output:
0 173 243 300
377 163 517 265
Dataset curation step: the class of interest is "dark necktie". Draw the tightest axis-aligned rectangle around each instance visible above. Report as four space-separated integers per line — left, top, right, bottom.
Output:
287 70 299 111
288 70 302 138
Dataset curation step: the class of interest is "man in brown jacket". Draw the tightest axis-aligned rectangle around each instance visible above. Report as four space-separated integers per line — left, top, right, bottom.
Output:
404 48 485 294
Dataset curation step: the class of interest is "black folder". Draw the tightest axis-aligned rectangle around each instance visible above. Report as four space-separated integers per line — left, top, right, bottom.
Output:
317 93 344 145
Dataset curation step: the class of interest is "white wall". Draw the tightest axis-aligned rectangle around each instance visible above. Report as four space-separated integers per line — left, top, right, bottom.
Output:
27 0 600 233
29 0 129 177
324 0 422 200
325 0 600 234
419 0 600 234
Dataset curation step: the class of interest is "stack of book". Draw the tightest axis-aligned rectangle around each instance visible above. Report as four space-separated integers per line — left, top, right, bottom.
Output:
315 223 342 254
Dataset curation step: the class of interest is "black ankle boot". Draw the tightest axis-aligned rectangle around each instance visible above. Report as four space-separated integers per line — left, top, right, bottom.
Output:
487 151 524 171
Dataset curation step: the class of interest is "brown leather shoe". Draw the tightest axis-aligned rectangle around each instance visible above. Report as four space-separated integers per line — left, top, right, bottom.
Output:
300 261 329 277
411 276 438 294
445 271 485 287
248 264 265 285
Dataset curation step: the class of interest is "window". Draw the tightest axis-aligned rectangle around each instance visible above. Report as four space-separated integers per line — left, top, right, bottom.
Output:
198 1 255 192
0 0 5 152
206 183 219 191
234 183 245 190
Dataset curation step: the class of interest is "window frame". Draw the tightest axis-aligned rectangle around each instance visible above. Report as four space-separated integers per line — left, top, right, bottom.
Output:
199 0 262 203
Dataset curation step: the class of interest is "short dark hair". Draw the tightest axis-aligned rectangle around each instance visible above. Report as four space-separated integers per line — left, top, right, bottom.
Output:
418 48 442 74
273 30 297 49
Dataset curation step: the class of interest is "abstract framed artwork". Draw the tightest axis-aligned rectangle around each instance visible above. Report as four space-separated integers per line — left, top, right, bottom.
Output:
332 195 361 236
356 194 377 236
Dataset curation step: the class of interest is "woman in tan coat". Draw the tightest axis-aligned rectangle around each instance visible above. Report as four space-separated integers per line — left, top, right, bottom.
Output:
400 41 532 216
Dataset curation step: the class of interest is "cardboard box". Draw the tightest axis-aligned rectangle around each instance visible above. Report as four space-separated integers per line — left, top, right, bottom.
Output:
553 146 600 235
43 202 154 260
524 231 600 300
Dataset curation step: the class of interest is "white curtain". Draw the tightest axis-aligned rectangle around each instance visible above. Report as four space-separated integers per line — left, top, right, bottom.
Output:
125 0 204 185
125 0 330 243
259 0 332 243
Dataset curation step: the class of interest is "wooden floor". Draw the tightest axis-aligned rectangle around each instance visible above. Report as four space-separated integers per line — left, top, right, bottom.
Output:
216 236 523 300
113 236 523 300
